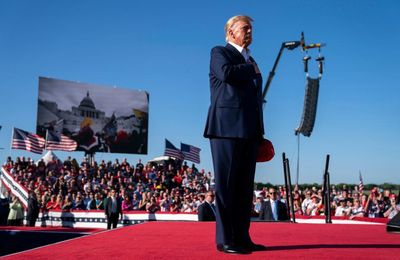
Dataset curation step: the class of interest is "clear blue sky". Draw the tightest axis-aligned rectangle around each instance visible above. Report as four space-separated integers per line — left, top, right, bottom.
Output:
1 1 399 185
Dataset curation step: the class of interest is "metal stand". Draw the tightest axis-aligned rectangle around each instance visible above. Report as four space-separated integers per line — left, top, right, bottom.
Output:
262 41 301 103
262 32 325 103
282 153 296 223
323 154 332 223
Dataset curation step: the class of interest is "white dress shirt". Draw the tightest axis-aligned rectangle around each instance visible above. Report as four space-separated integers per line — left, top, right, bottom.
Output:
228 41 251 62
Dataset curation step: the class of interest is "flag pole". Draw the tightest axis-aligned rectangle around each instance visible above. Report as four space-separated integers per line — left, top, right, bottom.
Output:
44 129 48 151
0 125 4 150
9 126 14 156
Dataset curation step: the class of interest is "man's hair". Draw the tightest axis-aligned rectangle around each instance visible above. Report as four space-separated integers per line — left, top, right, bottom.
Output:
225 15 253 42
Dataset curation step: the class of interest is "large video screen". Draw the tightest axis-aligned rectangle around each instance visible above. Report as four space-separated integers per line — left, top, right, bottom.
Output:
37 77 149 154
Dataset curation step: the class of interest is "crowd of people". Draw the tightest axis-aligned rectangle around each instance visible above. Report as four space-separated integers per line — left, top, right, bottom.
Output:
1 155 399 227
0 155 213 226
253 184 400 220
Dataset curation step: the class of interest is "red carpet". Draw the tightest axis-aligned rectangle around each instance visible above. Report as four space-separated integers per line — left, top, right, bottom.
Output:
3 222 399 259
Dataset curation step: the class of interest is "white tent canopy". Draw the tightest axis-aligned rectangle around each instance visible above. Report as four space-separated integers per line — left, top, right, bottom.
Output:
36 150 59 165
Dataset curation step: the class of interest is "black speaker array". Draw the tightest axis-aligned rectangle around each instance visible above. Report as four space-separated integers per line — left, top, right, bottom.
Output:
296 77 320 137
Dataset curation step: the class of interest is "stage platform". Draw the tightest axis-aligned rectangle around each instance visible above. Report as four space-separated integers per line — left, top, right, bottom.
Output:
2 221 399 259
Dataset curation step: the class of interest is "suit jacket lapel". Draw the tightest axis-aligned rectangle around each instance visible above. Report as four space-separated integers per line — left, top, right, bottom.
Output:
225 44 246 63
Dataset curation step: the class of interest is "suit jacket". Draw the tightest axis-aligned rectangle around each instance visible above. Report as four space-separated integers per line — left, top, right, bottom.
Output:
204 44 264 139
104 196 122 216
27 196 40 220
259 200 289 221
197 202 216 221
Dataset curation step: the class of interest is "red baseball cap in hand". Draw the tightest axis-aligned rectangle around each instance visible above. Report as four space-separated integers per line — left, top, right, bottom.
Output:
256 138 275 162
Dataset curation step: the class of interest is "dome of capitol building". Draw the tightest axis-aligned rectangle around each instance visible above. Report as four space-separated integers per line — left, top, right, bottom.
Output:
79 91 96 110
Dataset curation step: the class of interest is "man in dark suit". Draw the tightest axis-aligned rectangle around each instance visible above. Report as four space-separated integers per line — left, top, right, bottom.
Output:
104 189 123 229
198 191 216 221
26 191 40 227
204 15 265 254
259 188 289 221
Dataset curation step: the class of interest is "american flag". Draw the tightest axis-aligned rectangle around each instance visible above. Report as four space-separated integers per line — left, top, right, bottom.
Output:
164 139 183 160
181 142 201 164
45 130 77 151
359 171 364 194
12 128 45 154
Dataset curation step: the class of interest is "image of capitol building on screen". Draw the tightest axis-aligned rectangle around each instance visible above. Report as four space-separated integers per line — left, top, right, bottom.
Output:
37 77 149 154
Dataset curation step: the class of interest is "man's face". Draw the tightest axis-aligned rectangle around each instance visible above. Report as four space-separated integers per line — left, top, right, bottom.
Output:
206 193 214 203
269 189 277 200
229 20 252 48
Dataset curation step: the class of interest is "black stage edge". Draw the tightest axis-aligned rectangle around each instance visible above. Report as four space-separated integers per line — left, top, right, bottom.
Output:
0 230 86 256
387 212 400 233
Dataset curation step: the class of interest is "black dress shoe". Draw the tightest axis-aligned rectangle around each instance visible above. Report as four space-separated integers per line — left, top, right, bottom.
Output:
216 244 251 254
244 243 267 251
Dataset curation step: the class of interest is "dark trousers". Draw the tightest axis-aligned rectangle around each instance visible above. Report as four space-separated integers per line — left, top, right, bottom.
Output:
7 219 23 226
107 213 119 229
27 215 37 227
210 138 258 246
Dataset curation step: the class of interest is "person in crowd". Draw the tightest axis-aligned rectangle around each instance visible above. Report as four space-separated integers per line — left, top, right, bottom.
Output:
146 196 160 213
181 195 193 213
122 195 133 211
0 194 10 226
293 199 303 215
159 193 171 212
138 192 149 211
74 194 86 210
170 193 182 213
198 191 216 222
335 199 348 216
95 193 104 210
104 189 122 229
384 194 400 220
26 191 40 227
301 191 312 214
62 196 73 212
349 199 365 219
192 195 201 212
86 193 96 210
41 192 50 210
259 188 289 221
53 195 63 210
131 193 140 210
397 191 400 205
305 194 322 216
135 159 144 173
365 190 380 218
46 195 57 210
253 196 263 215
360 194 368 209
7 196 24 226
352 192 360 203
381 190 392 215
